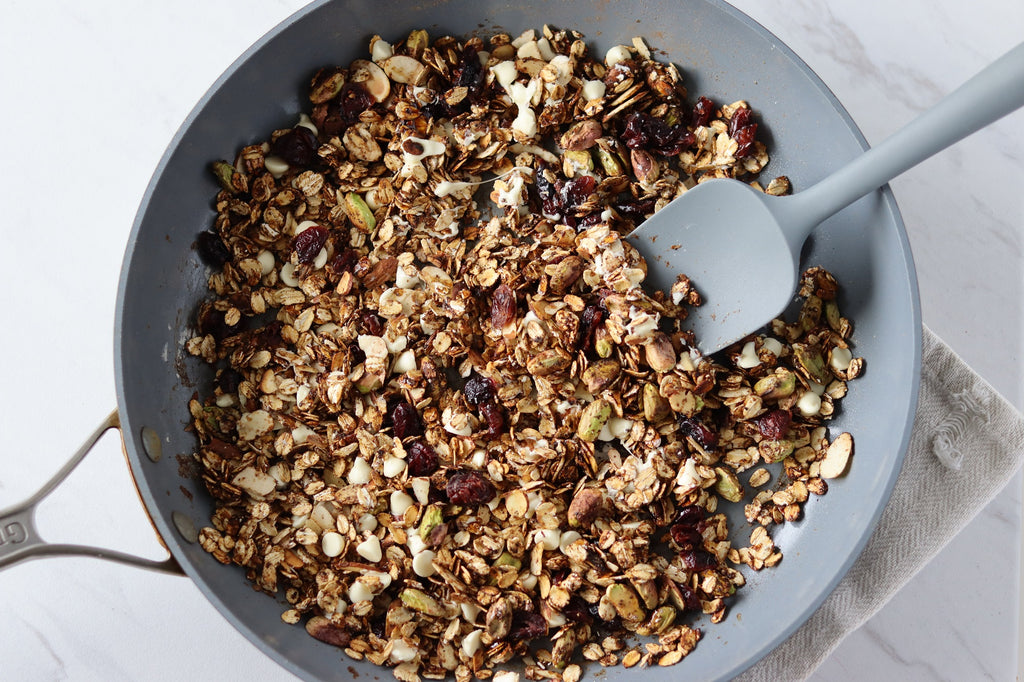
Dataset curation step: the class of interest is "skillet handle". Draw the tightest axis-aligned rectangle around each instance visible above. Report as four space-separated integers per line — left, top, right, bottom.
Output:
0 410 183 575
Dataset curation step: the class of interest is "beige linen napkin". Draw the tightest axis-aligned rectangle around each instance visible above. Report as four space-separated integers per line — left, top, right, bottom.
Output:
737 325 1024 681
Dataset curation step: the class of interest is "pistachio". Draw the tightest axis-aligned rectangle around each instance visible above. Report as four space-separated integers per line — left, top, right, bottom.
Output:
605 583 645 623
577 398 612 442
562 149 594 178
309 66 346 104
419 504 444 541
405 29 429 58
824 300 842 332
400 588 446 617
344 192 377 233
581 359 620 393
595 140 626 176
493 552 521 570
758 439 794 463
714 467 743 502
559 119 603 151
382 55 428 85
643 383 672 422
485 597 512 639
551 626 588 669
211 160 243 194
630 148 660 185
820 432 853 478
792 343 830 385
567 487 604 527
349 59 390 102
753 368 796 400
594 331 614 359
526 348 572 376
547 256 583 294
630 577 659 610
644 332 677 372
799 294 823 332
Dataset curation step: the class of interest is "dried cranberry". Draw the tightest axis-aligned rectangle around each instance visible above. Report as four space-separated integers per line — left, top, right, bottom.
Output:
534 166 563 218
621 111 694 156
561 595 594 624
327 248 359 276
271 126 319 167
406 441 439 476
560 175 597 210
728 107 758 158
678 584 703 611
669 523 703 548
463 375 497 406
198 306 235 341
359 310 385 336
673 504 706 527
508 610 547 641
197 231 231 267
480 402 506 439
680 548 718 572
215 368 242 395
678 416 718 449
454 45 486 102
691 96 715 127
292 225 328 264
490 283 517 328
254 321 285 349
339 82 376 123
614 198 657 223
390 400 423 440
578 301 607 352
757 409 792 440
445 470 497 506
348 341 366 366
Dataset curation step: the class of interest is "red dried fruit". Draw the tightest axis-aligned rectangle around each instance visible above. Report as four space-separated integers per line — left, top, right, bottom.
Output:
669 523 703 548
691 96 714 127
757 409 792 440
578 301 607 352
678 416 718 449
560 174 597 209
445 470 497 506
508 610 547 641
463 375 497 406
359 310 385 336
406 441 439 476
327 248 359 277
490 283 517 328
673 504 706 527
480 402 506 439
621 111 695 156
390 400 423 440
728 106 758 158
680 548 718 572
293 225 328 264
271 126 319 167
197 231 231 267
678 584 703 611
561 595 595 624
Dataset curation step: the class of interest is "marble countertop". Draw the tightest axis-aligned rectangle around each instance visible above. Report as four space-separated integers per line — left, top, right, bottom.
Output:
0 1 1020 680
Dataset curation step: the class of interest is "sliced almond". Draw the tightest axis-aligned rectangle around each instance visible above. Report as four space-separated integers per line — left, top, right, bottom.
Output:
819 432 853 478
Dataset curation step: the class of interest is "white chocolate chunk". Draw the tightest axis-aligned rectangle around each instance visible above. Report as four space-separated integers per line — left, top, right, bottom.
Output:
356 535 382 562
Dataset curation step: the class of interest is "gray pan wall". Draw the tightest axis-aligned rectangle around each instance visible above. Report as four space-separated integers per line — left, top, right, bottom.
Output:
114 0 922 679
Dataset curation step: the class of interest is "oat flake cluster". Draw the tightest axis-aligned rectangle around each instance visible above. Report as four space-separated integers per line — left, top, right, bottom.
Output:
186 26 863 682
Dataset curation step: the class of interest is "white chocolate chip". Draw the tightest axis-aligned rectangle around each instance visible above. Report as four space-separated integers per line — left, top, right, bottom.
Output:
348 581 374 604
357 513 378 533
264 155 289 178
559 530 582 553
407 532 426 556
347 457 372 485
371 38 394 63
256 249 275 276
830 346 853 371
797 391 822 417
389 639 417 663
763 337 784 356
321 531 344 557
383 456 407 478
390 491 414 517
392 349 417 374
280 262 299 287
294 219 318 235
356 535 382 562
737 340 761 369
605 45 632 66
412 550 436 577
581 79 606 101
535 528 561 551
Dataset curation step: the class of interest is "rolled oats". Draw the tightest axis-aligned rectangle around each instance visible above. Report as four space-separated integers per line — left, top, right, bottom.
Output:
187 26 862 681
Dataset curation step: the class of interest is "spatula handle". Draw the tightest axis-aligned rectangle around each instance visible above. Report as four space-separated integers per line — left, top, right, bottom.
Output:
784 41 1024 240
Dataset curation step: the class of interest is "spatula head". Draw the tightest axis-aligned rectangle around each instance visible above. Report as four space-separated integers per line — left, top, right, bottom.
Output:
625 180 800 356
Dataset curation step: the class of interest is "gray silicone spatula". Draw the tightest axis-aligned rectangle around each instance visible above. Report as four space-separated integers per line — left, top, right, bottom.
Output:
626 42 1024 356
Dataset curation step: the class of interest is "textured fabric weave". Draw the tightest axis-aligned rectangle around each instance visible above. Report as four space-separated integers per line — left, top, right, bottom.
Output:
737 325 1024 681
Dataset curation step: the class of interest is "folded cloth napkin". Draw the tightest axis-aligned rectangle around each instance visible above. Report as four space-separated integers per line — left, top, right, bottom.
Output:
737 324 1024 681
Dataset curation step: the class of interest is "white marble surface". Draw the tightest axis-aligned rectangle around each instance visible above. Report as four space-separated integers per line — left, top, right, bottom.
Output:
0 1 1020 680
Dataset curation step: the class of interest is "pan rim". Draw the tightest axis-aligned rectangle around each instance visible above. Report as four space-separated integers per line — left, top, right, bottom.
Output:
113 0 923 679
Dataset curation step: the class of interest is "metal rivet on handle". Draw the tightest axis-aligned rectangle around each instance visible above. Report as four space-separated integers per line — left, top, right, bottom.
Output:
141 427 162 462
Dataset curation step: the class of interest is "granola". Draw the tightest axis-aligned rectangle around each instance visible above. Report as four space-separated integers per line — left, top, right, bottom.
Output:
186 26 862 681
